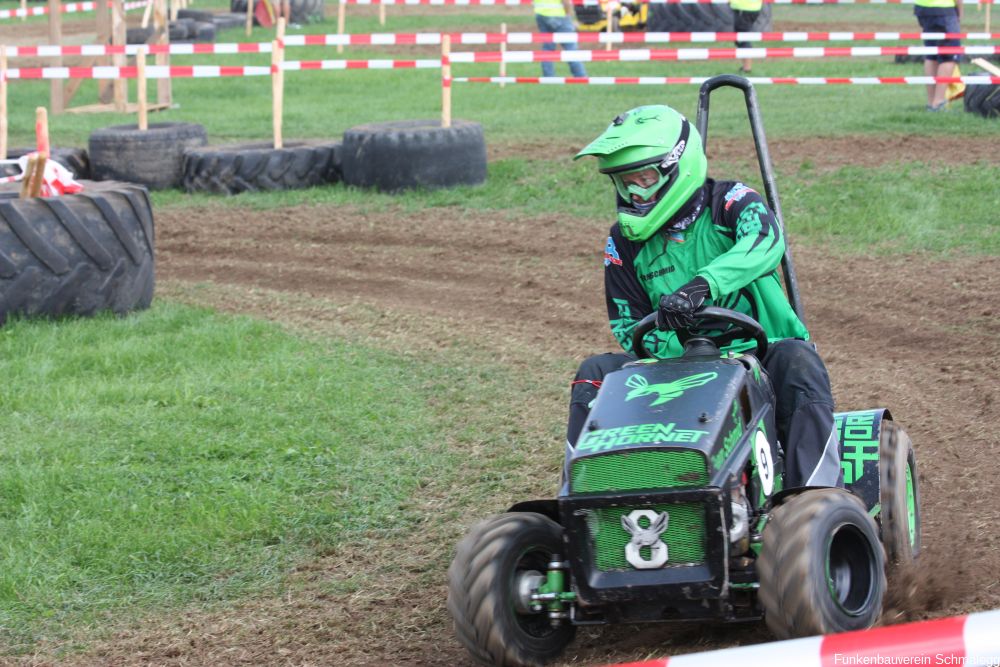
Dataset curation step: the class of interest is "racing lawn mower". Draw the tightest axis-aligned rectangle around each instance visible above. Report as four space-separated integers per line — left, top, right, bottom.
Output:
446 76 921 667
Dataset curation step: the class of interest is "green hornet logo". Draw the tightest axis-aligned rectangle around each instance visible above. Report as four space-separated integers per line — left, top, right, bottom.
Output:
625 372 718 407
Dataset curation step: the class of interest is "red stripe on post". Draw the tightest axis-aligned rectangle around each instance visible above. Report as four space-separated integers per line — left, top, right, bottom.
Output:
820 616 967 667
299 60 322 69
171 66 194 77
220 66 245 76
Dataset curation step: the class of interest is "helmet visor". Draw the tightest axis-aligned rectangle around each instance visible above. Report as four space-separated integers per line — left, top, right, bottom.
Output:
610 162 677 210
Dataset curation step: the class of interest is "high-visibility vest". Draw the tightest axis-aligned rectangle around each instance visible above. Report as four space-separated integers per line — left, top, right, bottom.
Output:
914 0 955 7
730 0 763 10
534 0 567 17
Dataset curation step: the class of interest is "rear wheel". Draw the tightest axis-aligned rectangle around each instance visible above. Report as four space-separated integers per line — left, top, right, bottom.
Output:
447 512 575 667
879 420 920 570
758 489 885 638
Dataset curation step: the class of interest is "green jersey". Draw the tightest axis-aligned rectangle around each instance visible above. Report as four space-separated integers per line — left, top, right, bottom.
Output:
603 179 809 358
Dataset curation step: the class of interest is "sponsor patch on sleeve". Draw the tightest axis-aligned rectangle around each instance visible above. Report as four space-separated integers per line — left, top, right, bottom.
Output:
724 182 755 211
604 236 623 267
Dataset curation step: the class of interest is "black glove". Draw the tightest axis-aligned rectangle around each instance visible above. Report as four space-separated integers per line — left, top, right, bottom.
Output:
657 276 711 330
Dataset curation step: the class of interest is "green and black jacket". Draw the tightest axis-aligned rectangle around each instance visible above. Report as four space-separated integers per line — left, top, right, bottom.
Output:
603 178 809 358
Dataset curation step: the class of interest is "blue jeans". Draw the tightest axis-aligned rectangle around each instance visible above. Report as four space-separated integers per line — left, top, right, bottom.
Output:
534 14 588 77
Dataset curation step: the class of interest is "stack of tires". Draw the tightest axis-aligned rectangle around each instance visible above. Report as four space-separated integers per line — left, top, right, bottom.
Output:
90 122 209 191
86 118 487 195
646 3 772 33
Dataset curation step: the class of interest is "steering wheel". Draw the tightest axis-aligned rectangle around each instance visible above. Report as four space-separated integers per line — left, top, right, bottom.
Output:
630 306 769 360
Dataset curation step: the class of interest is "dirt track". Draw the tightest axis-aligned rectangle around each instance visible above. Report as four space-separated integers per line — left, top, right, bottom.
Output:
55 174 997 666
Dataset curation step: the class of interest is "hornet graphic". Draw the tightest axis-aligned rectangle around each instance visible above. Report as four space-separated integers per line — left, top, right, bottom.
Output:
624 372 718 406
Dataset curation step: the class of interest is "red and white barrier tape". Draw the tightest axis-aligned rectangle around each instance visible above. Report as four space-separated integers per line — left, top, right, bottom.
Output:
4 31 999 58
5 48 998 78
455 74 1000 83
2 65 273 79
0 59 447 79
336 0 993 5
282 57 442 69
286 30 1000 46
3 42 278 58
604 609 1000 667
450 44 1000 62
0 0 149 21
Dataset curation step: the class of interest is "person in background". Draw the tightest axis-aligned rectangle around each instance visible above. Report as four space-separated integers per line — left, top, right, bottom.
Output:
914 0 963 111
533 0 588 78
730 0 762 74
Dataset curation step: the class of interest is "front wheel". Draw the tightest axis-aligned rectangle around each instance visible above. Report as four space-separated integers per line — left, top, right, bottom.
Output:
447 512 575 667
758 489 886 638
879 420 921 570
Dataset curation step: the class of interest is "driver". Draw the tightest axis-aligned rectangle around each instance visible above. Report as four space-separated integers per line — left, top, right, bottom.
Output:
570 104 841 488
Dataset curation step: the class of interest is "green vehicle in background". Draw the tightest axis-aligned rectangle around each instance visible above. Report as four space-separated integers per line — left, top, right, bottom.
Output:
446 76 921 667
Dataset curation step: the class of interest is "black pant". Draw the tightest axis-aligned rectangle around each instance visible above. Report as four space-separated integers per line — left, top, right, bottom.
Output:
567 339 841 488
733 9 760 48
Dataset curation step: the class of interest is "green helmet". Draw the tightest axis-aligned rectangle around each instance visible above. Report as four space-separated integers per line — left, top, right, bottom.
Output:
575 105 708 242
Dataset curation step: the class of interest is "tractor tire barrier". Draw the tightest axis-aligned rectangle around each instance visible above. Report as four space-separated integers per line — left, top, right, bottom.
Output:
89 122 208 191
647 3 771 33
964 74 1000 117
1 147 91 180
342 119 486 192
182 141 343 195
230 0 325 25
604 609 1000 667
0 181 155 326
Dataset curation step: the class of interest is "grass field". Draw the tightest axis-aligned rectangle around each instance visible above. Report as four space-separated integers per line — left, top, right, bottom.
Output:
0 0 998 661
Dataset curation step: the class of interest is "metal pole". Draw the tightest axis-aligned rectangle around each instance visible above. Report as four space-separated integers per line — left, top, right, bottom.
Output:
696 75 806 325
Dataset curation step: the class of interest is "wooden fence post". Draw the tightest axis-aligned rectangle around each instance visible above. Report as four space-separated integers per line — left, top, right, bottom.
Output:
112 0 127 112
442 35 451 128
0 46 7 160
245 0 253 36
500 22 507 88
36 106 49 157
49 0 65 112
155 0 171 106
605 3 613 51
272 38 284 149
138 48 148 130
337 0 346 54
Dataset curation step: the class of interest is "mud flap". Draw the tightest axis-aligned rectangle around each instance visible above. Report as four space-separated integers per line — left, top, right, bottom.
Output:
835 408 892 514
